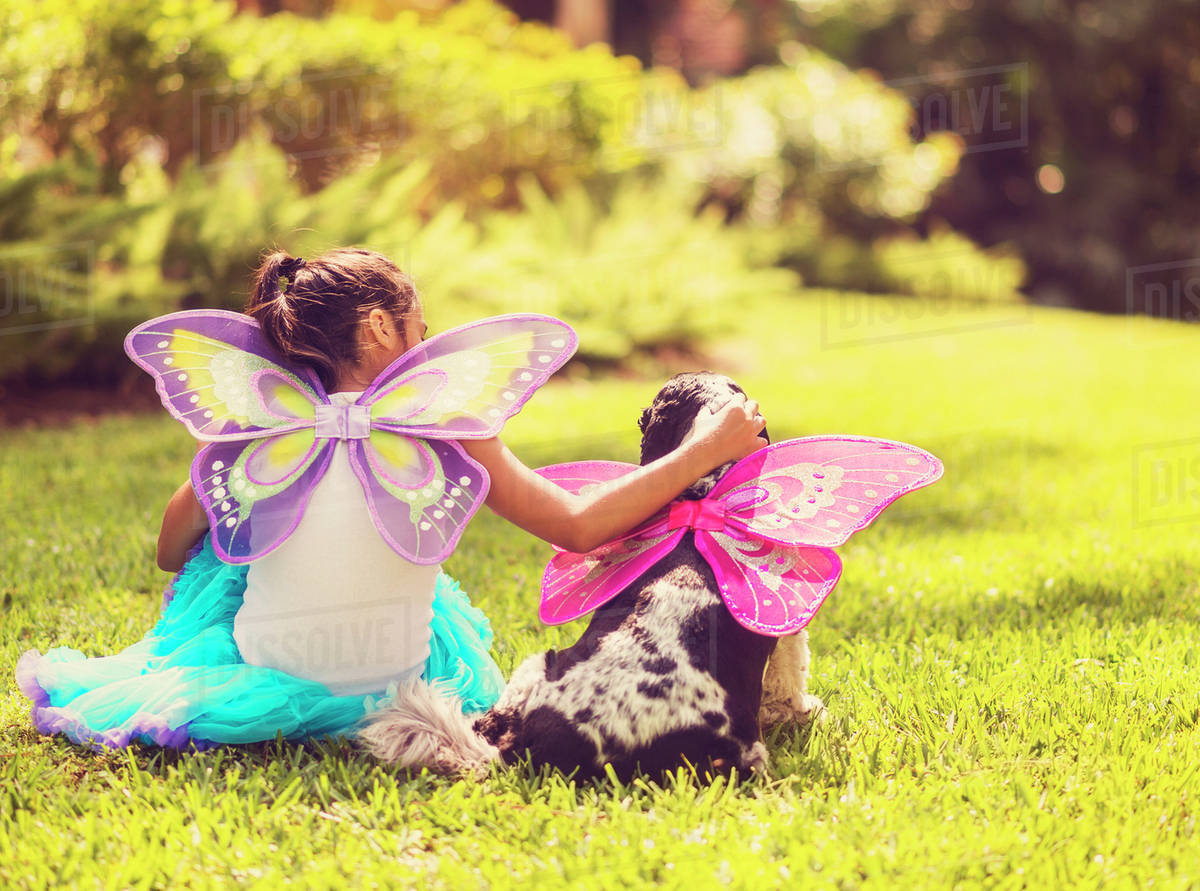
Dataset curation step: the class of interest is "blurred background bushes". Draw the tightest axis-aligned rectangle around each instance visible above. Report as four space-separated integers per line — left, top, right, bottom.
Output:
0 0 1031 386
770 0 1200 313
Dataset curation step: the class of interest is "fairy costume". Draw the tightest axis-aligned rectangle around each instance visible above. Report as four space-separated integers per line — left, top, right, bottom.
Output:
16 311 578 750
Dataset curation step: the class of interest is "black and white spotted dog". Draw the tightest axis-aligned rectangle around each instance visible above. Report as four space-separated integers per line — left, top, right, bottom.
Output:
360 373 824 780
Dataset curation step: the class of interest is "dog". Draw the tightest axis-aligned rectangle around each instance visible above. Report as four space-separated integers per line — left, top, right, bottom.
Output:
359 373 824 780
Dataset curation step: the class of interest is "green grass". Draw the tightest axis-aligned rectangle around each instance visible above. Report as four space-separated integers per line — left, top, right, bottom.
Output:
3 291 1199 887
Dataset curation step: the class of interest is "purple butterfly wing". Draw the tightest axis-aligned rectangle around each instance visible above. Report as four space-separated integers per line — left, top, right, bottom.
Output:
126 309 343 562
712 437 944 548
346 437 489 565
331 315 576 563
194 434 334 563
125 310 325 440
695 531 842 636
361 314 578 439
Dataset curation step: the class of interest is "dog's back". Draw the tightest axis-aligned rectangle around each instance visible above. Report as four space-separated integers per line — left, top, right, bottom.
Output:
474 534 777 780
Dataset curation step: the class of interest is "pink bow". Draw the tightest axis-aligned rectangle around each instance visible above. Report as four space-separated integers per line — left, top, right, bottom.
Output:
667 498 727 532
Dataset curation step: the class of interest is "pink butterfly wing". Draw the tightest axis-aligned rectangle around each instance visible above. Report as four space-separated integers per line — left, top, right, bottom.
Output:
193 435 334 563
540 529 685 625
346 437 489 565
535 460 641 493
534 459 680 622
695 530 842 636
712 437 944 548
535 460 642 527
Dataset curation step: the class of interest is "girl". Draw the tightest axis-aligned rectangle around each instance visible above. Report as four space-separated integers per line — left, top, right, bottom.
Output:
17 248 766 754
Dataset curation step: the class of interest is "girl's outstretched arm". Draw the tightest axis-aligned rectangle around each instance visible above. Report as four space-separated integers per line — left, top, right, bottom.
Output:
462 395 766 553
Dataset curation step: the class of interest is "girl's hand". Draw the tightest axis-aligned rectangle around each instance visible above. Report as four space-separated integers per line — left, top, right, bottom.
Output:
680 394 767 468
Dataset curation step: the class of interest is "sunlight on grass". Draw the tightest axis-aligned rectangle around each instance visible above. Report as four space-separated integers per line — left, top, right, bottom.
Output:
3 294 1199 887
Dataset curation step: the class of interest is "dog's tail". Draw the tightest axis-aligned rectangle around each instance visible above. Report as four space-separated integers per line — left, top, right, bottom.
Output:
356 679 499 776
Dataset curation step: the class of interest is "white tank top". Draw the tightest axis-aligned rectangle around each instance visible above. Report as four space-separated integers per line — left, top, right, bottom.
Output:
233 391 439 696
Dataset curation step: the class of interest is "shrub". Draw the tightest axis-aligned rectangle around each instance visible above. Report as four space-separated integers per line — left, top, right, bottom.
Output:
662 46 962 231
793 227 1026 304
0 139 793 381
0 0 653 208
656 49 1025 302
432 171 798 360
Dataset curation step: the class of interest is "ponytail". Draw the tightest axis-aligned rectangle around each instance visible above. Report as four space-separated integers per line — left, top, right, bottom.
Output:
245 247 417 392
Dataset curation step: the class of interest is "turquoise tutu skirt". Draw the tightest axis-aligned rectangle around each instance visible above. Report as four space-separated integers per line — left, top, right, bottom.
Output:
15 537 504 751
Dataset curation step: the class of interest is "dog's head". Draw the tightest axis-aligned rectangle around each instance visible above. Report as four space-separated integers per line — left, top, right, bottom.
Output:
637 372 770 499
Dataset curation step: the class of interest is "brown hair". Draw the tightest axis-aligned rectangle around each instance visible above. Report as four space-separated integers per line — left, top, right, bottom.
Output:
245 247 418 391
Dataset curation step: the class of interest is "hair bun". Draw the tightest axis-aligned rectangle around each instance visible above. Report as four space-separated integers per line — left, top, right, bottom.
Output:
280 256 306 276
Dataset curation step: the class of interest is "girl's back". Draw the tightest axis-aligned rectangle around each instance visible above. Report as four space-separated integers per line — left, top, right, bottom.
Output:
235 390 438 696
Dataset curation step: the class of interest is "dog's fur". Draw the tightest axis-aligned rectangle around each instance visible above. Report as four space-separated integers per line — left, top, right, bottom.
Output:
360 373 823 780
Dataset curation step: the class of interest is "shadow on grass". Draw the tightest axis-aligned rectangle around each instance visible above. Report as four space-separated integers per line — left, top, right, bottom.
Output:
15 710 825 804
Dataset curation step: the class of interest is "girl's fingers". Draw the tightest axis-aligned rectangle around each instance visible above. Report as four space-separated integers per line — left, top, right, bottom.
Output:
745 401 765 430
691 394 767 462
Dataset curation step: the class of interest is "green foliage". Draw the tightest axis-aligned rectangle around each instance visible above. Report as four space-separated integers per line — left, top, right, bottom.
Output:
0 136 795 379
0 0 781 381
869 228 1025 303
0 0 648 204
0 0 236 191
769 225 1027 304
434 172 798 359
657 44 1000 298
0 0 1022 384
664 46 962 229
4 298 1200 886
780 0 1200 314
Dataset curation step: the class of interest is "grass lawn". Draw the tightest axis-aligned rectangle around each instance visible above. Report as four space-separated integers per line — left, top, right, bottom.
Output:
2 290 1199 887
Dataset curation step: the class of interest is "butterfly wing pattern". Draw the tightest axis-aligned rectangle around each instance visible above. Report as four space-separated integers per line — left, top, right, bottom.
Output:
540 526 685 625
695 534 843 636
125 310 325 440
192 435 334 562
535 437 943 636
711 437 945 548
534 461 686 624
350 315 578 563
127 311 577 564
361 315 579 439
127 311 334 562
